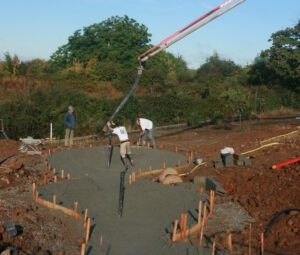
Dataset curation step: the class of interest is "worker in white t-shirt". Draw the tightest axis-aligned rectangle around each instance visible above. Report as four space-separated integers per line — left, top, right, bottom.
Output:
107 121 134 167
136 117 156 148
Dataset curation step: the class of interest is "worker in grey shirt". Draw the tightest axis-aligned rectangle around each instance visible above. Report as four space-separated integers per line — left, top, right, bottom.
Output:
136 117 156 148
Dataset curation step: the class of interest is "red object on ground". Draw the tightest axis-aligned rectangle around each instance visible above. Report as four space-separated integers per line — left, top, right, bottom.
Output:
272 157 300 170
226 187 233 193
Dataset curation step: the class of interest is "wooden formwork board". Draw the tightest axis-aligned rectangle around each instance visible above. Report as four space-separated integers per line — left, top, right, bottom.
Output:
37 197 83 221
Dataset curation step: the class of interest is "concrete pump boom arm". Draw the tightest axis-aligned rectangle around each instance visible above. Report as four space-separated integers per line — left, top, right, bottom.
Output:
139 0 245 62
103 0 245 132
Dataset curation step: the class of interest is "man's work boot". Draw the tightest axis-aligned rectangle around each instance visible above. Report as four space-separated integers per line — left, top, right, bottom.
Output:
126 154 134 166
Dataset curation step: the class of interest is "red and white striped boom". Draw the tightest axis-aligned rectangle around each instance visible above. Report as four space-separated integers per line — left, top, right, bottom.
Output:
138 0 245 62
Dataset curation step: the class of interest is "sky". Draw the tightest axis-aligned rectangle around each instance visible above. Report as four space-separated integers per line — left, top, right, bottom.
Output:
0 0 299 68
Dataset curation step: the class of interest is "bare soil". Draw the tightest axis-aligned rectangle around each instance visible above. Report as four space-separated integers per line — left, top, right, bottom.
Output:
0 140 84 254
158 120 300 254
0 119 299 254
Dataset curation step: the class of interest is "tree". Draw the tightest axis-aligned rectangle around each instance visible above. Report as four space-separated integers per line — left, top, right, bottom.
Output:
3 52 19 76
250 20 300 91
220 87 250 120
195 53 241 82
50 15 151 69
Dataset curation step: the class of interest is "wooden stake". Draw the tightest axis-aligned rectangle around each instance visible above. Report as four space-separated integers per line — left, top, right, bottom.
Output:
74 201 78 220
147 142 150 148
183 213 188 238
129 174 132 185
86 218 91 244
261 232 264 255
212 238 216 255
32 183 36 197
149 166 152 172
163 161 166 169
67 172 70 180
44 158 47 171
43 174 47 185
198 200 202 226
48 149 51 155
249 223 252 255
175 146 178 152
177 159 181 167
203 202 207 227
54 175 57 183
209 190 215 219
227 228 232 254
53 195 56 210
132 172 136 183
84 208 88 228
61 169 64 179
180 213 184 239
81 243 85 255
48 164 51 173
35 191 39 203
52 168 56 176
199 187 204 194
172 219 179 242
99 235 103 255
200 214 205 245
139 168 142 177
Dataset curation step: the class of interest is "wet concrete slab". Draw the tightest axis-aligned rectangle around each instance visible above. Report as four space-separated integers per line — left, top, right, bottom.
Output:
38 146 252 255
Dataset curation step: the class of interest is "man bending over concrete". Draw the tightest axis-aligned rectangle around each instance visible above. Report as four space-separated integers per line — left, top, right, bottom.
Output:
63 105 76 147
107 121 134 167
136 118 156 148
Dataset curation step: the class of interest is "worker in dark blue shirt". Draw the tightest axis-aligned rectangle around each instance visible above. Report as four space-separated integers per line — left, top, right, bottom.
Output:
63 105 76 147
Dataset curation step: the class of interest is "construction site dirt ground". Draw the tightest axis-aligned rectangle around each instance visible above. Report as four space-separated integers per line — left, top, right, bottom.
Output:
0 119 299 254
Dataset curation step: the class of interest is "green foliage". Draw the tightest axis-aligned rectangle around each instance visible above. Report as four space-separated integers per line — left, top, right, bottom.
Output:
0 85 109 139
50 15 151 69
4 52 14 74
1 19 299 141
219 87 251 117
2 52 19 76
195 53 241 82
17 58 50 78
249 20 300 91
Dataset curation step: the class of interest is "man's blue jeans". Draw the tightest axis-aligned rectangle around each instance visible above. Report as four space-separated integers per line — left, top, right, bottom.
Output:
141 128 156 148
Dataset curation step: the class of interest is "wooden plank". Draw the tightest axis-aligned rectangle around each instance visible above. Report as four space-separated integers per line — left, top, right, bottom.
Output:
37 198 83 221
174 223 201 242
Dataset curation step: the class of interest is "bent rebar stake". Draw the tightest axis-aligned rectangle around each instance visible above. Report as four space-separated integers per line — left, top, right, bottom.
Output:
118 166 128 217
